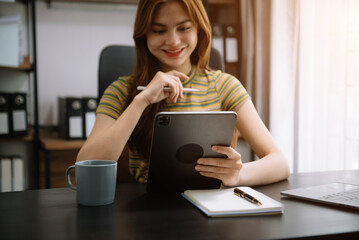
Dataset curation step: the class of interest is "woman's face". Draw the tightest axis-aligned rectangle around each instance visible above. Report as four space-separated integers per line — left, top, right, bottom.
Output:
146 1 198 74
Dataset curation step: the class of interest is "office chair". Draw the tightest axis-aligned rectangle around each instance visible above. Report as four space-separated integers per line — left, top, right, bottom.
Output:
98 45 225 182
98 45 135 99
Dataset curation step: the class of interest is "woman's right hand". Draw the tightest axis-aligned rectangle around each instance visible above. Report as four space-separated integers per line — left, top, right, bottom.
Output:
139 70 189 105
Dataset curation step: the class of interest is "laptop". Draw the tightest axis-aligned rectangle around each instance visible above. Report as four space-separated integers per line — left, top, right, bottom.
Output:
280 178 359 209
146 111 237 193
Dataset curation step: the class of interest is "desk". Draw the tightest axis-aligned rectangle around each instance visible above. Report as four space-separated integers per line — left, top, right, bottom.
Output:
1 170 359 240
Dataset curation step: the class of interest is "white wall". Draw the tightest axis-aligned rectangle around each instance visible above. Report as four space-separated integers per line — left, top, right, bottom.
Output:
36 1 137 125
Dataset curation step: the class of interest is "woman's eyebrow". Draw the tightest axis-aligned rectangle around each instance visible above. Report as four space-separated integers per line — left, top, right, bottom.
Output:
151 20 192 27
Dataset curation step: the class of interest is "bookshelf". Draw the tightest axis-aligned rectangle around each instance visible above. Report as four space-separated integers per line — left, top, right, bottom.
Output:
0 0 39 190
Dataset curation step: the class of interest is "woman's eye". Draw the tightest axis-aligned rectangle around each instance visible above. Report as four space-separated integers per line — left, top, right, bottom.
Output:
152 29 165 34
179 26 191 32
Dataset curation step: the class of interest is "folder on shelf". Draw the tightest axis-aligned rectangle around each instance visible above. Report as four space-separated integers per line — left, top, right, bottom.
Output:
0 92 11 137
0 156 12 192
11 155 24 191
212 24 224 61
82 97 97 139
58 97 84 139
11 93 28 136
224 25 238 63
0 15 22 67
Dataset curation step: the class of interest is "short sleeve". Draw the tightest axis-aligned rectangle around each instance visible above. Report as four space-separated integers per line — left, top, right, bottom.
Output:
96 76 132 119
213 71 250 112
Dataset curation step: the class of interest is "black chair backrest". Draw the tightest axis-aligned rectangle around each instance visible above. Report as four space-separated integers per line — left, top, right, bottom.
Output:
98 45 135 99
209 47 224 72
98 45 224 99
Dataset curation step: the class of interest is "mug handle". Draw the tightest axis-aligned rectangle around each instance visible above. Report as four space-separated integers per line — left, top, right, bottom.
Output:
65 165 77 191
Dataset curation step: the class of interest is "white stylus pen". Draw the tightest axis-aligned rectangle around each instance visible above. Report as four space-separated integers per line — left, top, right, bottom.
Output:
137 86 201 92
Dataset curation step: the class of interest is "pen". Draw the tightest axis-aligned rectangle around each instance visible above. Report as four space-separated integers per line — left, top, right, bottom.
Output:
137 86 201 92
234 188 262 206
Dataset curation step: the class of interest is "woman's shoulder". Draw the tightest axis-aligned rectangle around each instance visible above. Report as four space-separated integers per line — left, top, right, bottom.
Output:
204 68 238 83
110 75 134 88
105 75 134 94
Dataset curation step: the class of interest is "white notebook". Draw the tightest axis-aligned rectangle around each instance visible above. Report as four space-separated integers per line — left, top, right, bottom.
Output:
182 187 284 217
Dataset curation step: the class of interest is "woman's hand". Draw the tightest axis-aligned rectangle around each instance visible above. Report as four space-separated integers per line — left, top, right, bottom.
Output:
139 70 189 105
195 145 243 187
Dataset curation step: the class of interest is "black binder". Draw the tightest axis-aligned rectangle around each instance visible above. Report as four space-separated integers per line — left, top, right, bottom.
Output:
58 97 84 139
10 93 28 136
82 97 97 139
0 93 11 137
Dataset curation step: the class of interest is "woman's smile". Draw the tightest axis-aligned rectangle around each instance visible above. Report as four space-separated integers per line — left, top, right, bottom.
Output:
162 48 185 57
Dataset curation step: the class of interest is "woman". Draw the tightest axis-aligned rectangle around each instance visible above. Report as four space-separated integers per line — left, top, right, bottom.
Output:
77 0 290 187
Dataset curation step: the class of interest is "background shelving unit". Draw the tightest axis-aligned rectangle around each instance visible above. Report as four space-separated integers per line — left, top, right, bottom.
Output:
0 0 39 190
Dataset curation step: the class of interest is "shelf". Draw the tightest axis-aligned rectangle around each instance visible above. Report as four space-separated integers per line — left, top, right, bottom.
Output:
0 56 33 71
0 125 34 142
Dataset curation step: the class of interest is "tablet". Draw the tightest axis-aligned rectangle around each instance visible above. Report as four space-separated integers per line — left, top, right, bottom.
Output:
146 111 237 193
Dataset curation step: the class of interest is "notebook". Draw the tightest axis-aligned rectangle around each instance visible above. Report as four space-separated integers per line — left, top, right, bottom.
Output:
146 111 237 193
280 179 359 210
182 187 284 217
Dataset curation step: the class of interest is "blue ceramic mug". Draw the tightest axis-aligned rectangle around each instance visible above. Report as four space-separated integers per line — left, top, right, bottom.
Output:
65 160 117 206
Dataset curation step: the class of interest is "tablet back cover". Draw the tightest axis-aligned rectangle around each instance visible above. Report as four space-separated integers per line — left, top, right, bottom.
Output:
146 111 237 193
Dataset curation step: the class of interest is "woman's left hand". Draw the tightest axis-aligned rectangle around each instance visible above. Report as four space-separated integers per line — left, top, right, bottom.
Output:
195 145 243 187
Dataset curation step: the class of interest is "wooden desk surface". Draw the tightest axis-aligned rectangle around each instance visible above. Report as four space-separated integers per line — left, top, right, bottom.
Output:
1 170 359 240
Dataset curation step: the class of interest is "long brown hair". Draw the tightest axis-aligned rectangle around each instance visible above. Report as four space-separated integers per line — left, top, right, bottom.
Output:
128 0 212 158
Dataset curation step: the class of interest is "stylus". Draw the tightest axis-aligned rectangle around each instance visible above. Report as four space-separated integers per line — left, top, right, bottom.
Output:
137 86 201 92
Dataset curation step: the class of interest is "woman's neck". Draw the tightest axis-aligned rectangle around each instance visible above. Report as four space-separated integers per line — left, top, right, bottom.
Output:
160 61 193 76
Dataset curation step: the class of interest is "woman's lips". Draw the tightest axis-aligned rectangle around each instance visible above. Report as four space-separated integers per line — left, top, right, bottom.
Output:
162 48 184 57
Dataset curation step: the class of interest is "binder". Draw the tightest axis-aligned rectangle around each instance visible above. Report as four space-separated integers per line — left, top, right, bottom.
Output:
0 155 12 192
212 24 224 61
11 155 24 191
0 15 22 67
0 92 11 137
58 97 84 139
224 25 238 63
82 97 97 139
11 92 28 136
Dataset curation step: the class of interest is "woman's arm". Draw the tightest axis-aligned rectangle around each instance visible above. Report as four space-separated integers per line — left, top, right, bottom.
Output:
76 70 188 162
76 94 148 161
196 100 290 186
233 100 290 186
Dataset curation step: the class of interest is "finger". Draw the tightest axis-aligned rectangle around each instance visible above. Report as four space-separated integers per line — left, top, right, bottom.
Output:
195 164 230 174
198 158 237 169
171 75 183 98
162 79 178 102
198 171 224 181
170 80 180 102
212 145 240 160
197 156 243 170
168 70 189 81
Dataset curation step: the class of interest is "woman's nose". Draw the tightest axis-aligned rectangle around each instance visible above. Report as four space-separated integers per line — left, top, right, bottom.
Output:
165 31 180 46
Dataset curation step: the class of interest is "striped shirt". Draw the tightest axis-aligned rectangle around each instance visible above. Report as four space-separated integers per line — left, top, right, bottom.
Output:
97 66 250 183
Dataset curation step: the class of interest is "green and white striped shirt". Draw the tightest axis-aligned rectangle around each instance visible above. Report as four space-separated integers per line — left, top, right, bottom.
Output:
97 66 250 183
